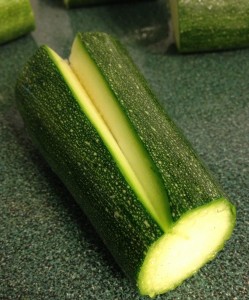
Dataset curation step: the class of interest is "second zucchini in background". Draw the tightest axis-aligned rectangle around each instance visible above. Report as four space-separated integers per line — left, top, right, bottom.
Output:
170 0 249 52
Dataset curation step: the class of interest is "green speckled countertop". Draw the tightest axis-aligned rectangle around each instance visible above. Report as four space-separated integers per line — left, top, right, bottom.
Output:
0 0 248 299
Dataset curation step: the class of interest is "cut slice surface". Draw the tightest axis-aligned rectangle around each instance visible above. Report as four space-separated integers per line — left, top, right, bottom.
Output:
48 44 172 232
138 197 236 297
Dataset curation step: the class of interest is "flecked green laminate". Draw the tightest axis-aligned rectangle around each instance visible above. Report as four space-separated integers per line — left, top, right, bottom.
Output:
0 0 35 45
171 0 249 52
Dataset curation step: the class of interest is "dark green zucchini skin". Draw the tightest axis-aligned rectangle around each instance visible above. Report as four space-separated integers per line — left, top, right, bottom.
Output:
78 32 225 221
172 0 249 53
15 46 163 282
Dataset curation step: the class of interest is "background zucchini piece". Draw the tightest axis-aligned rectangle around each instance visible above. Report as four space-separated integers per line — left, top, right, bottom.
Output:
170 0 249 53
16 33 236 297
69 32 236 296
0 0 35 45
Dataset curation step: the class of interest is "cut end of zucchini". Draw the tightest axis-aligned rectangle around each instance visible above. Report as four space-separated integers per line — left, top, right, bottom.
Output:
138 198 236 297
169 0 180 49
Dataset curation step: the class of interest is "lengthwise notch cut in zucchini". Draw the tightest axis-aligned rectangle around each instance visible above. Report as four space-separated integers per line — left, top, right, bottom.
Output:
50 47 172 233
68 35 172 232
16 32 236 297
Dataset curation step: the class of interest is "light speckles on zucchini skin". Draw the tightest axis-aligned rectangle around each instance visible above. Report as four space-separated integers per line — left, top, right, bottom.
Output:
171 0 249 53
78 32 225 221
15 46 163 282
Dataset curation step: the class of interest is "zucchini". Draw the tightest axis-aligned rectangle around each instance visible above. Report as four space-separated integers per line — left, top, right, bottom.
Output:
170 0 249 52
16 32 236 297
0 0 35 45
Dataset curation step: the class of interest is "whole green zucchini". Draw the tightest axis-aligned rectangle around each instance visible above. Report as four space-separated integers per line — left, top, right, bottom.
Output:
0 0 35 45
16 32 236 297
170 0 249 52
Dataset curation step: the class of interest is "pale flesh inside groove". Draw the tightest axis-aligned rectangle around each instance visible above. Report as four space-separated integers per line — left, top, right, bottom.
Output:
47 38 235 297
